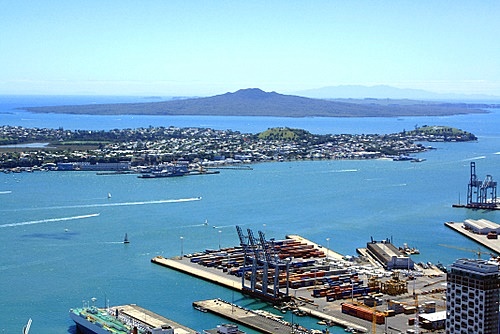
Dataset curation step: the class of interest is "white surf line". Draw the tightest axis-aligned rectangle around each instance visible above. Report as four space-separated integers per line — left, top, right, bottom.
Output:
0 213 100 228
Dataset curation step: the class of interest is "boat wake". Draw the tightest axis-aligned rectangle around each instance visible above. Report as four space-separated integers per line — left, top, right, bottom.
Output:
211 224 235 229
0 190 12 194
3 197 202 212
462 156 486 161
331 169 358 173
0 213 100 228
75 197 201 209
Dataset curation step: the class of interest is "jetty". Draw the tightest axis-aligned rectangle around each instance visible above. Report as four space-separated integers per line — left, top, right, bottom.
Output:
193 299 306 334
110 304 197 334
444 221 500 255
151 256 241 291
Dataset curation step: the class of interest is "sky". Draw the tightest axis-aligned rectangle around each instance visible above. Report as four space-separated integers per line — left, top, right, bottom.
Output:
1 1 500 96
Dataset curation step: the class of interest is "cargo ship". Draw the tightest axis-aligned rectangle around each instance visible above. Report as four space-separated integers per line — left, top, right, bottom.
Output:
69 300 197 334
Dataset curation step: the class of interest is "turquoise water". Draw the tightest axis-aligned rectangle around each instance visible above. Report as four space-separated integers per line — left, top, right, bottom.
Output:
1 96 500 333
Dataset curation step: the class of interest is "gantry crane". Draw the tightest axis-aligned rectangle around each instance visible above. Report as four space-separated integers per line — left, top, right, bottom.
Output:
467 162 497 208
235 226 291 304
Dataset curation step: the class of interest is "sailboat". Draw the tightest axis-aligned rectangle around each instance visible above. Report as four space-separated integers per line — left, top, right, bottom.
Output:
123 233 130 244
23 318 32 334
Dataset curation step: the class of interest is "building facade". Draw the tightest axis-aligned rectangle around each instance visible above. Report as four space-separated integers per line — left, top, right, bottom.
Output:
446 258 500 333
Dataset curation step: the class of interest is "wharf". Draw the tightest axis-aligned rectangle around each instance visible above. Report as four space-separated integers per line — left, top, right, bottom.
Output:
111 304 197 334
151 256 242 291
152 235 369 332
444 222 500 254
452 203 500 210
193 299 304 334
297 307 367 333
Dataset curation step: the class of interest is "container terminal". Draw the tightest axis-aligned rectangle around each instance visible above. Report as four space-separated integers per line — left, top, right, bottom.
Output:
152 227 449 333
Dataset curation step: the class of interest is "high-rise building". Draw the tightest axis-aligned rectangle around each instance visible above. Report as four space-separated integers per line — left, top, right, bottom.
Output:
446 258 500 333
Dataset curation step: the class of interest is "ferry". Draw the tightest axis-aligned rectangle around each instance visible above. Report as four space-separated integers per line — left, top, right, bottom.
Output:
69 300 196 334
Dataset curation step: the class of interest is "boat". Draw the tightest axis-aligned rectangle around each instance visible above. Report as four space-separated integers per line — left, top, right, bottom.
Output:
123 233 130 244
69 300 193 334
137 164 189 179
392 155 414 161
23 318 32 334
203 323 245 334
399 243 420 255
194 305 207 312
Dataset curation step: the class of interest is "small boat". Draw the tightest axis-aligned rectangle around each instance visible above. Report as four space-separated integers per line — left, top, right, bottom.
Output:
23 318 32 334
107 192 112 199
194 305 207 313
123 233 130 244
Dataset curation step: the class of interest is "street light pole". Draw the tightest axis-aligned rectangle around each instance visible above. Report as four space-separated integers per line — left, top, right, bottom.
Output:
326 237 330 263
180 236 184 259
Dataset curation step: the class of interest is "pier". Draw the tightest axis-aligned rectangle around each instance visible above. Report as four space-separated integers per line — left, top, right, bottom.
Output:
152 234 370 332
444 221 500 255
193 299 306 334
109 304 197 334
151 256 242 291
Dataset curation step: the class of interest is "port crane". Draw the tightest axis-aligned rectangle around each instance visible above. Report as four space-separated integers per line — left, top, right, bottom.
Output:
235 226 291 304
467 162 497 207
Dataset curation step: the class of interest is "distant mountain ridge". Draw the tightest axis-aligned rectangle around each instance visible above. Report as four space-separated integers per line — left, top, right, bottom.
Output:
294 85 500 101
23 88 495 118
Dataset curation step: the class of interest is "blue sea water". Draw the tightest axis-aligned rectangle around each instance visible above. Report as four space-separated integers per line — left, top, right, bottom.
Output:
1 95 500 333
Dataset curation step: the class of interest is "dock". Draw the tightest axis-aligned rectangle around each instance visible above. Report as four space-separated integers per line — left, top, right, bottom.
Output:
110 304 197 334
152 234 371 332
151 256 242 291
444 221 500 254
193 299 306 334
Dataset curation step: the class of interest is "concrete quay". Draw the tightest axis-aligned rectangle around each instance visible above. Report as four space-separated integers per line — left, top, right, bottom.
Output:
297 306 367 333
444 221 500 255
152 235 447 334
151 256 242 291
112 304 197 334
151 237 368 332
193 299 305 334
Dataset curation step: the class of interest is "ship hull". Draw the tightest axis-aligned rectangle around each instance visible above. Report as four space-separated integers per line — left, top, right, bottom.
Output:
69 311 110 334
